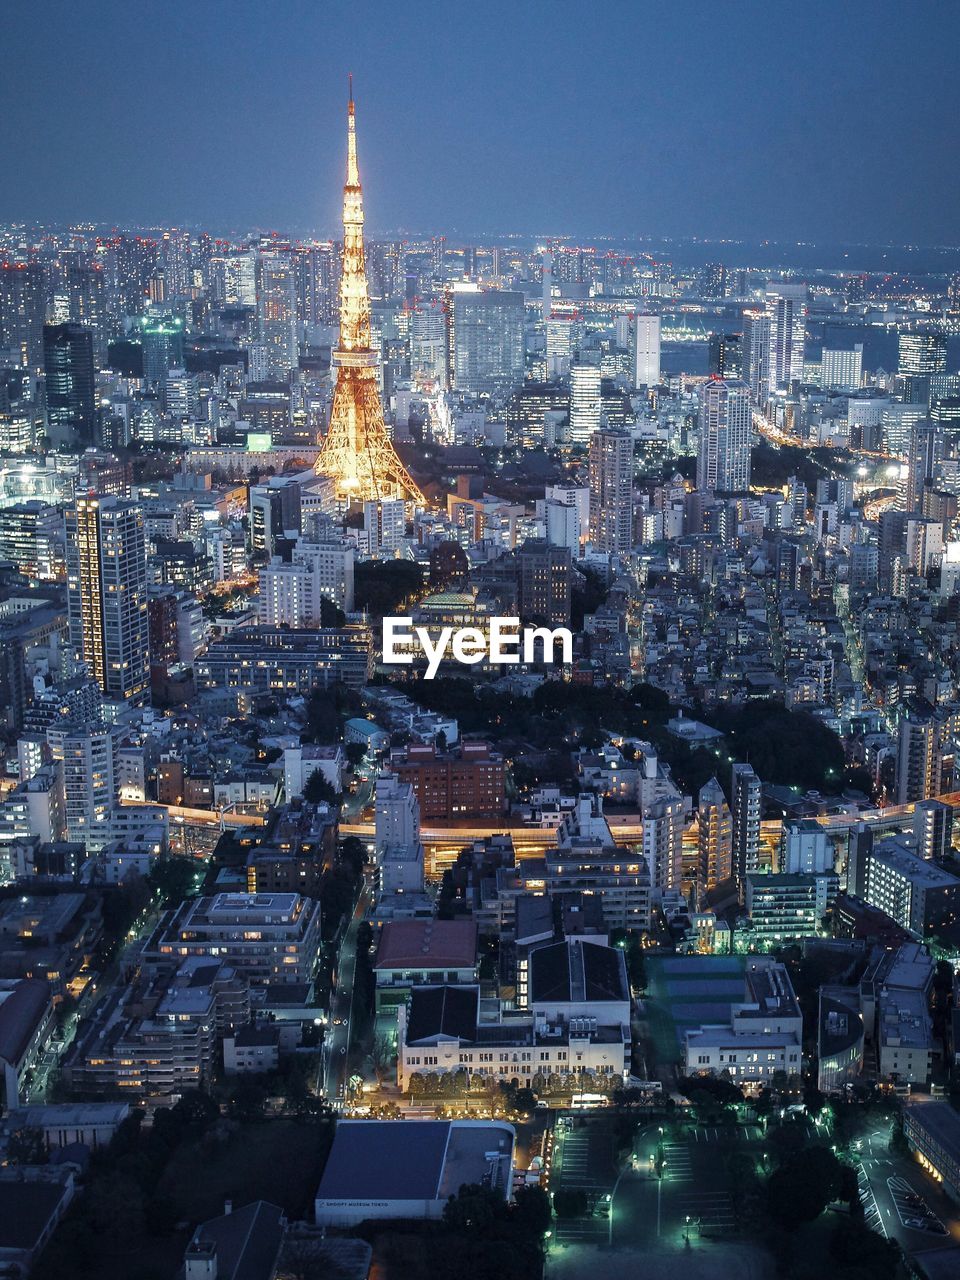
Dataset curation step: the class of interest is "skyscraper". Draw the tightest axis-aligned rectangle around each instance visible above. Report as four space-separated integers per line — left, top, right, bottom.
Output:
568 363 601 444
43 323 97 446
315 82 424 505
898 332 948 405
140 311 185 386
257 250 299 378
588 428 633 555
731 762 761 894
697 377 752 493
707 332 743 380
764 281 807 395
448 286 525 396
0 261 45 367
632 313 661 388
65 496 150 706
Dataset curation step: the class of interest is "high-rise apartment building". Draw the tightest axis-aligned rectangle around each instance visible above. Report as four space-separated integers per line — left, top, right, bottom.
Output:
697 377 752 493
764 281 807 395
697 777 733 902
588 428 633 555
731 762 761 892
65 496 150 705
896 706 942 805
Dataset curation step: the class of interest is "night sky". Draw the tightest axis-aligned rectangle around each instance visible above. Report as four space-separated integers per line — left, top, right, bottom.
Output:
3 0 959 246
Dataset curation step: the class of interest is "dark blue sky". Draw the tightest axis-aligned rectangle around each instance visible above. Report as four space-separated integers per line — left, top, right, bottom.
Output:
3 0 959 245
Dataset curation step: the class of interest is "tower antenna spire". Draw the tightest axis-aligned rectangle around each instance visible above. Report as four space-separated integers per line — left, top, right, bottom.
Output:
315 80 424 507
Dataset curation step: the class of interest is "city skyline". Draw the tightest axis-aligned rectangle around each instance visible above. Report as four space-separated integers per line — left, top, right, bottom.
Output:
2 0 960 247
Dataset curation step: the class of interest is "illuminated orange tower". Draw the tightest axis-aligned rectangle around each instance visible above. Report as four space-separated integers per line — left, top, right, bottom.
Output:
315 79 424 506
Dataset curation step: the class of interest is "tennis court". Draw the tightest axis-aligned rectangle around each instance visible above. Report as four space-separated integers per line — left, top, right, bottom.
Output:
644 955 747 1065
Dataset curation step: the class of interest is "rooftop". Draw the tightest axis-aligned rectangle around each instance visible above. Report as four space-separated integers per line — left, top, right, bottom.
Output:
529 939 629 1006
316 1120 514 1205
375 919 478 971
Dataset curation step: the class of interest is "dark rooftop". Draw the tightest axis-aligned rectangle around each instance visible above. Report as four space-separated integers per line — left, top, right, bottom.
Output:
406 985 479 1044
529 940 628 1006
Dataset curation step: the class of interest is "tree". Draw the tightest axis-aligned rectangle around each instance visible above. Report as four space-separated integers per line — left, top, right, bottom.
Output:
7 1125 46 1165
513 1185 552 1234
552 1188 588 1219
443 1183 507 1232
343 741 367 770
370 1033 393 1085
767 1146 847 1229
304 768 339 806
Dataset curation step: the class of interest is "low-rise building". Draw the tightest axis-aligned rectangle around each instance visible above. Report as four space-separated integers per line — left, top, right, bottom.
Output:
374 919 478 1013
684 959 803 1090
903 1099 960 1202
397 984 630 1092
63 958 249 1097
148 891 322 985
315 1120 515 1226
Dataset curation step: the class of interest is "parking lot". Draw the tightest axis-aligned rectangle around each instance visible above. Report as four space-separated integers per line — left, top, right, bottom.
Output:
550 1117 619 1245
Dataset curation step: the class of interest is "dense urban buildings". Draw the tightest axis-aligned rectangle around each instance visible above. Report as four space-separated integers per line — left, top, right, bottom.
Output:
3 17 960 1279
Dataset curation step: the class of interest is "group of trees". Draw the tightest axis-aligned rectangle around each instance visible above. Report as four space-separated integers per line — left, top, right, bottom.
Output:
405 1068 616 1102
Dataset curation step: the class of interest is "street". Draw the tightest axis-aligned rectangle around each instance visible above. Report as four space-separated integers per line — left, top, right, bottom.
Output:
321 879 371 1104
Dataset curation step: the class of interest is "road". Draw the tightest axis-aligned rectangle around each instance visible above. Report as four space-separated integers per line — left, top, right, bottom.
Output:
321 880 371 1105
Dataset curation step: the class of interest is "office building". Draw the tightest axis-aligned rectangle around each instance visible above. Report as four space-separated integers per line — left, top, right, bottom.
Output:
632 313 661 388
65 496 150 706
0 501 64 581
139 311 184 386
517 538 572 625
588 427 633 555
0 261 45 367
821 344 863 390
43 323 97 445
903 1101 960 1201
707 332 743 380
697 377 752 493
256 250 299 378
448 287 525 396
249 478 301 558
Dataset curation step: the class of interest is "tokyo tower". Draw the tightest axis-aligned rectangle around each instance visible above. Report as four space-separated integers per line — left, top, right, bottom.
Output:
315 80 425 507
